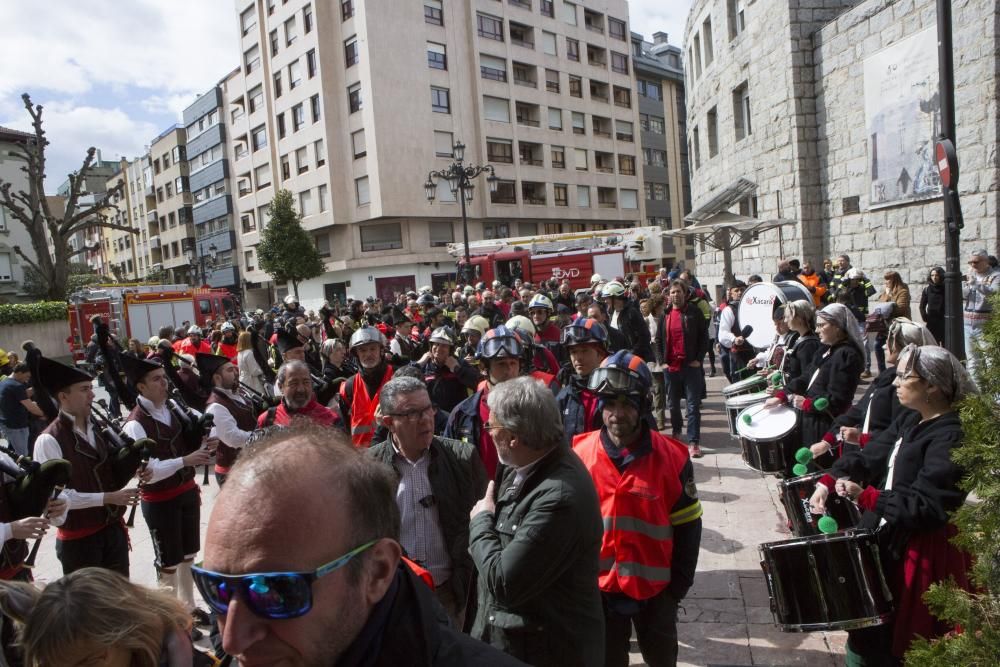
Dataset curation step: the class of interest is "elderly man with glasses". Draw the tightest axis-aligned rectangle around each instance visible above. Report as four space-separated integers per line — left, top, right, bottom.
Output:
367 376 487 628
962 248 1000 376
196 427 524 666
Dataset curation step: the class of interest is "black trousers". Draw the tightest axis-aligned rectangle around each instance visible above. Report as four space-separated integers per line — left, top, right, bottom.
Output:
141 486 201 569
56 522 129 577
603 589 679 667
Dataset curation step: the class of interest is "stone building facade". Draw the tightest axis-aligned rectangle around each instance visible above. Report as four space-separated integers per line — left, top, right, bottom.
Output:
683 0 999 301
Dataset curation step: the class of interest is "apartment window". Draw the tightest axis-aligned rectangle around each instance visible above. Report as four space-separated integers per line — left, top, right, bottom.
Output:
590 80 609 102
480 54 507 82
356 176 371 206
598 187 617 208
284 16 298 46
637 79 662 100
615 119 634 142
692 126 701 168
477 13 504 41
348 83 362 113
241 7 257 36
707 106 719 157
238 175 252 196
576 185 590 207
429 221 454 247
427 42 447 70
425 0 443 25
254 163 272 189
611 52 628 74
292 103 305 131
571 111 585 135
543 223 564 234
733 81 752 140
483 96 510 122
509 22 533 48
310 94 321 122
542 31 557 55
295 146 309 174
522 181 546 205
551 145 565 168
587 44 607 67
269 29 279 56
342 0 354 20
729 0 746 39
545 68 559 92
299 189 314 216
487 139 513 163
568 75 582 98
289 60 302 89
484 222 511 239
314 139 326 166
702 17 714 66
435 179 457 202
541 0 554 17
510 0 531 9
272 71 283 99
553 184 568 206
594 150 613 170
306 49 317 78
584 8 604 33
519 141 543 166
613 85 631 108
431 86 450 113
251 125 267 151
618 154 635 175
248 85 263 113
620 189 638 209
303 4 313 33
318 184 329 212
566 38 579 61
277 113 287 138
643 148 666 167
649 115 665 134
244 44 260 74
241 214 256 233
547 107 562 130
574 147 588 170
434 130 453 157
352 129 367 158
361 223 403 251
244 250 255 271
515 101 539 126
345 37 359 67
609 17 627 41
561 1 577 25
490 181 517 205
693 34 703 78
281 154 291 180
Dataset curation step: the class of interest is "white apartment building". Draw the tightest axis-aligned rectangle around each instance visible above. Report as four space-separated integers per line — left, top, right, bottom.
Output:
229 0 644 308
0 126 42 301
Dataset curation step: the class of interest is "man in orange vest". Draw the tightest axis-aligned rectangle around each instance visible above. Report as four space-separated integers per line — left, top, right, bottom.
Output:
573 350 703 667
338 327 393 448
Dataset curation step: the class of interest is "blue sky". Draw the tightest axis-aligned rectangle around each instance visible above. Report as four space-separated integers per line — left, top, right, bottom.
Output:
0 0 691 194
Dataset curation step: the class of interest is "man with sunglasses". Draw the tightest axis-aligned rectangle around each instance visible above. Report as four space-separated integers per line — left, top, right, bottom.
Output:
556 317 610 447
575 351 703 667
368 376 487 629
197 427 523 666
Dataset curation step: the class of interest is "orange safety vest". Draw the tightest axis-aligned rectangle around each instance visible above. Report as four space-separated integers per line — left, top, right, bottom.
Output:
572 429 689 600
798 272 827 307
340 366 393 448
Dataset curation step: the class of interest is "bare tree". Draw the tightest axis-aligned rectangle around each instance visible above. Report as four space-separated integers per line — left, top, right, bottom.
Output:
0 93 138 300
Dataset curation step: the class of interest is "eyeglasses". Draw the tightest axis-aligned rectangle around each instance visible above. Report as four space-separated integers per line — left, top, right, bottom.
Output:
387 404 435 420
191 540 377 620
483 422 506 433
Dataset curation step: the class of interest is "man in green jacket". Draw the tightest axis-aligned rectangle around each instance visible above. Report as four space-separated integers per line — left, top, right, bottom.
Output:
368 376 487 628
468 376 604 667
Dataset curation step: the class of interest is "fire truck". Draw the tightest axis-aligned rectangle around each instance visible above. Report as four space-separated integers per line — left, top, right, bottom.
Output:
67 284 240 362
447 226 665 291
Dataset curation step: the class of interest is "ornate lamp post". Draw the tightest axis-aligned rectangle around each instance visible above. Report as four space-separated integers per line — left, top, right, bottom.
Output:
186 242 218 287
423 141 499 284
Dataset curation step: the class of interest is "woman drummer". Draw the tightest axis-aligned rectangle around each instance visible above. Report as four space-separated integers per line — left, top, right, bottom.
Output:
807 318 937 460
809 345 975 665
777 299 822 386
765 303 865 466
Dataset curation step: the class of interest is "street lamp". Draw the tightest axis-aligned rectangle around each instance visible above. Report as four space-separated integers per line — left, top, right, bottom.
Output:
186 242 218 287
424 140 499 285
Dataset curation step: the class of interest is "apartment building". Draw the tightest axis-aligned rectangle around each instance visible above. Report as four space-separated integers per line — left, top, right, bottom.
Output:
0 126 42 301
229 0 643 308
148 126 194 284
100 158 141 280
631 31 693 269
57 153 119 275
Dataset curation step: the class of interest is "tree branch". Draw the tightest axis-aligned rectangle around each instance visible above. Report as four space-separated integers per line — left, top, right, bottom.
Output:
65 219 139 237
11 245 43 277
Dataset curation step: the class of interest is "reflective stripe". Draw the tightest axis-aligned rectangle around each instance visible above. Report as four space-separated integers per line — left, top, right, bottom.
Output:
351 424 373 434
615 561 672 582
603 515 673 540
669 501 703 526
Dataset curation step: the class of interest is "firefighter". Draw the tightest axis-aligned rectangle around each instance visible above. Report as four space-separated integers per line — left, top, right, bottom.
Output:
557 317 609 446
338 327 393 448
213 322 238 363
414 327 480 413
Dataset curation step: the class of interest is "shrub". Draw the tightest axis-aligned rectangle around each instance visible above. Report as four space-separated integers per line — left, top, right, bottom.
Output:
0 302 68 325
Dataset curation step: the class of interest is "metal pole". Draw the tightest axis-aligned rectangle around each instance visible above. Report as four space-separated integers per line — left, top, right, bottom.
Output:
459 174 471 285
937 0 964 360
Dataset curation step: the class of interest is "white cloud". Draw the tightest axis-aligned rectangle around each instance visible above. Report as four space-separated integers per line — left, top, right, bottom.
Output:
628 0 695 47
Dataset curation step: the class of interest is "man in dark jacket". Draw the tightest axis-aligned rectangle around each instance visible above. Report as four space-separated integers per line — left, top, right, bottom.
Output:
200 427 525 667
556 318 609 446
413 327 480 413
369 377 487 628
601 281 654 361
468 376 604 667
655 280 710 457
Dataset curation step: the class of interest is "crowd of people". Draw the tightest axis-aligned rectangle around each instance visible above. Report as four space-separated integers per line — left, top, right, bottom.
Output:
0 246 992 666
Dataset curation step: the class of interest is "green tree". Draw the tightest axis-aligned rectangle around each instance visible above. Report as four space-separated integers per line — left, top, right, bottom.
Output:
906 293 1000 665
255 189 324 299
22 262 111 299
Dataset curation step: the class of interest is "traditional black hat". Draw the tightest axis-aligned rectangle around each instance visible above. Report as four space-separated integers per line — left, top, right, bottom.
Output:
196 353 231 381
119 354 163 385
385 308 412 326
37 356 94 396
275 328 304 354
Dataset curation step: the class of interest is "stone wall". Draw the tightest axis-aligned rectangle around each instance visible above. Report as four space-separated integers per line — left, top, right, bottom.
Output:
0 319 74 363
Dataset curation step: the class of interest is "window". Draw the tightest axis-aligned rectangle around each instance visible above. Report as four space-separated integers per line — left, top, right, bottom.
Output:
484 222 511 239
342 0 354 20
292 103 305 131
254 163 272 189
551 145 565 168
241 7 257 36
295 146 309 174
303 4 313 33
510 0 531 9
692 34 703 78
649 115 665 134
477 13 504 41
281 154 291 179
594 149 613 170
620 189 638 209
643 148 666 167
435 178 457 202
284 16 298 46
571 111 585 135
244 44 260 74
609 17 626 41
561 1 577 25
429 221 454 247
487 139 513 163
547 107 562 130
344 37 359 67
314 139 326 166
352 129 366 158
244 250 255 272
480 54 507 81
728 0 746 39
611 52 628 74
515 101 539 126
318 184 329 212
519 141 543 166
590 80 609 102
306 49 317 78
273 71 283 98
576 185 590 207
542 31 557 55
522 182 546 205
509 22 533 48
490 181 516 204
543 223 564 234
356 176 371 206
707 106 718 157
299 189 314 216
288 60 302 89
598 187 616 208
545 68 559 92
427 42 447 70
431 86 450 113
566 38 579 61
310 94 321 122
613 85 631 108
248 85 263 113
483 96 510 122
241 213 256 233
541 0 554 17
513 61 536 87
574 147 588 170
587 44 607 67
584 8 604 33
692 125 701 168
733 81 752 140
553 184 568 206
434 130 453 157
615 120 633 142
569 75 582 98
425 0 443 25
618 154 635 175
361 223 403 251
348 83 362 113
270 29 279 56
702 17 714 66
251 125 267 151
637 79 662 100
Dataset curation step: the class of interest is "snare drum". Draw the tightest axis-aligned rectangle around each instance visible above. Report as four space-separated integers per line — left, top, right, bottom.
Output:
778 472 861 537
759 529 893 632
722 374 767 399
725 391 768 438
736 404 798 474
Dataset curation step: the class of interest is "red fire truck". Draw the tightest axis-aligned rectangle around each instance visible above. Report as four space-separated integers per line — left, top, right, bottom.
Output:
67 284 240 362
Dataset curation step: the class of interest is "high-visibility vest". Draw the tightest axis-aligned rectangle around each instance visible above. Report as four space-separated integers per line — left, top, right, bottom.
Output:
573 429 693 600
340 366 392 448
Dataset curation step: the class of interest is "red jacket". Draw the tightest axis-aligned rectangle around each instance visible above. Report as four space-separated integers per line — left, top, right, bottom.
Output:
257 398 340 429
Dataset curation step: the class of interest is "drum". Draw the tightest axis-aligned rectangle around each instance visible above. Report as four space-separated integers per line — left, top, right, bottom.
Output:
759 529 894 632
736 404 798 474
778 472 861 537
721 373 767 399
725 391 768 438
739 282 812 349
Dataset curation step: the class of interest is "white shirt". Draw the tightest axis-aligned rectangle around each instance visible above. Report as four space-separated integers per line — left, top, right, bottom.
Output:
122 395 186 484
238 349 266 395
718 306 738 349
205 388 253 450
34 412 107 526
391 440 451 585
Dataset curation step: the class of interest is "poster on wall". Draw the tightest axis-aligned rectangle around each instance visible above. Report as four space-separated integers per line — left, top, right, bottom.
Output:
863 27 941 209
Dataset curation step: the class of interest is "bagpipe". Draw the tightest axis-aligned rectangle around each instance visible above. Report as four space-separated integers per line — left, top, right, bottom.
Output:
91 316 138 411
90 399 155 491
0 443 73 569
21 341 58 424
166 389 215 486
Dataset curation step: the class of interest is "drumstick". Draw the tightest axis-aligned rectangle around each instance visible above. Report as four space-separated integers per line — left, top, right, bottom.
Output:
739 403 772 425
